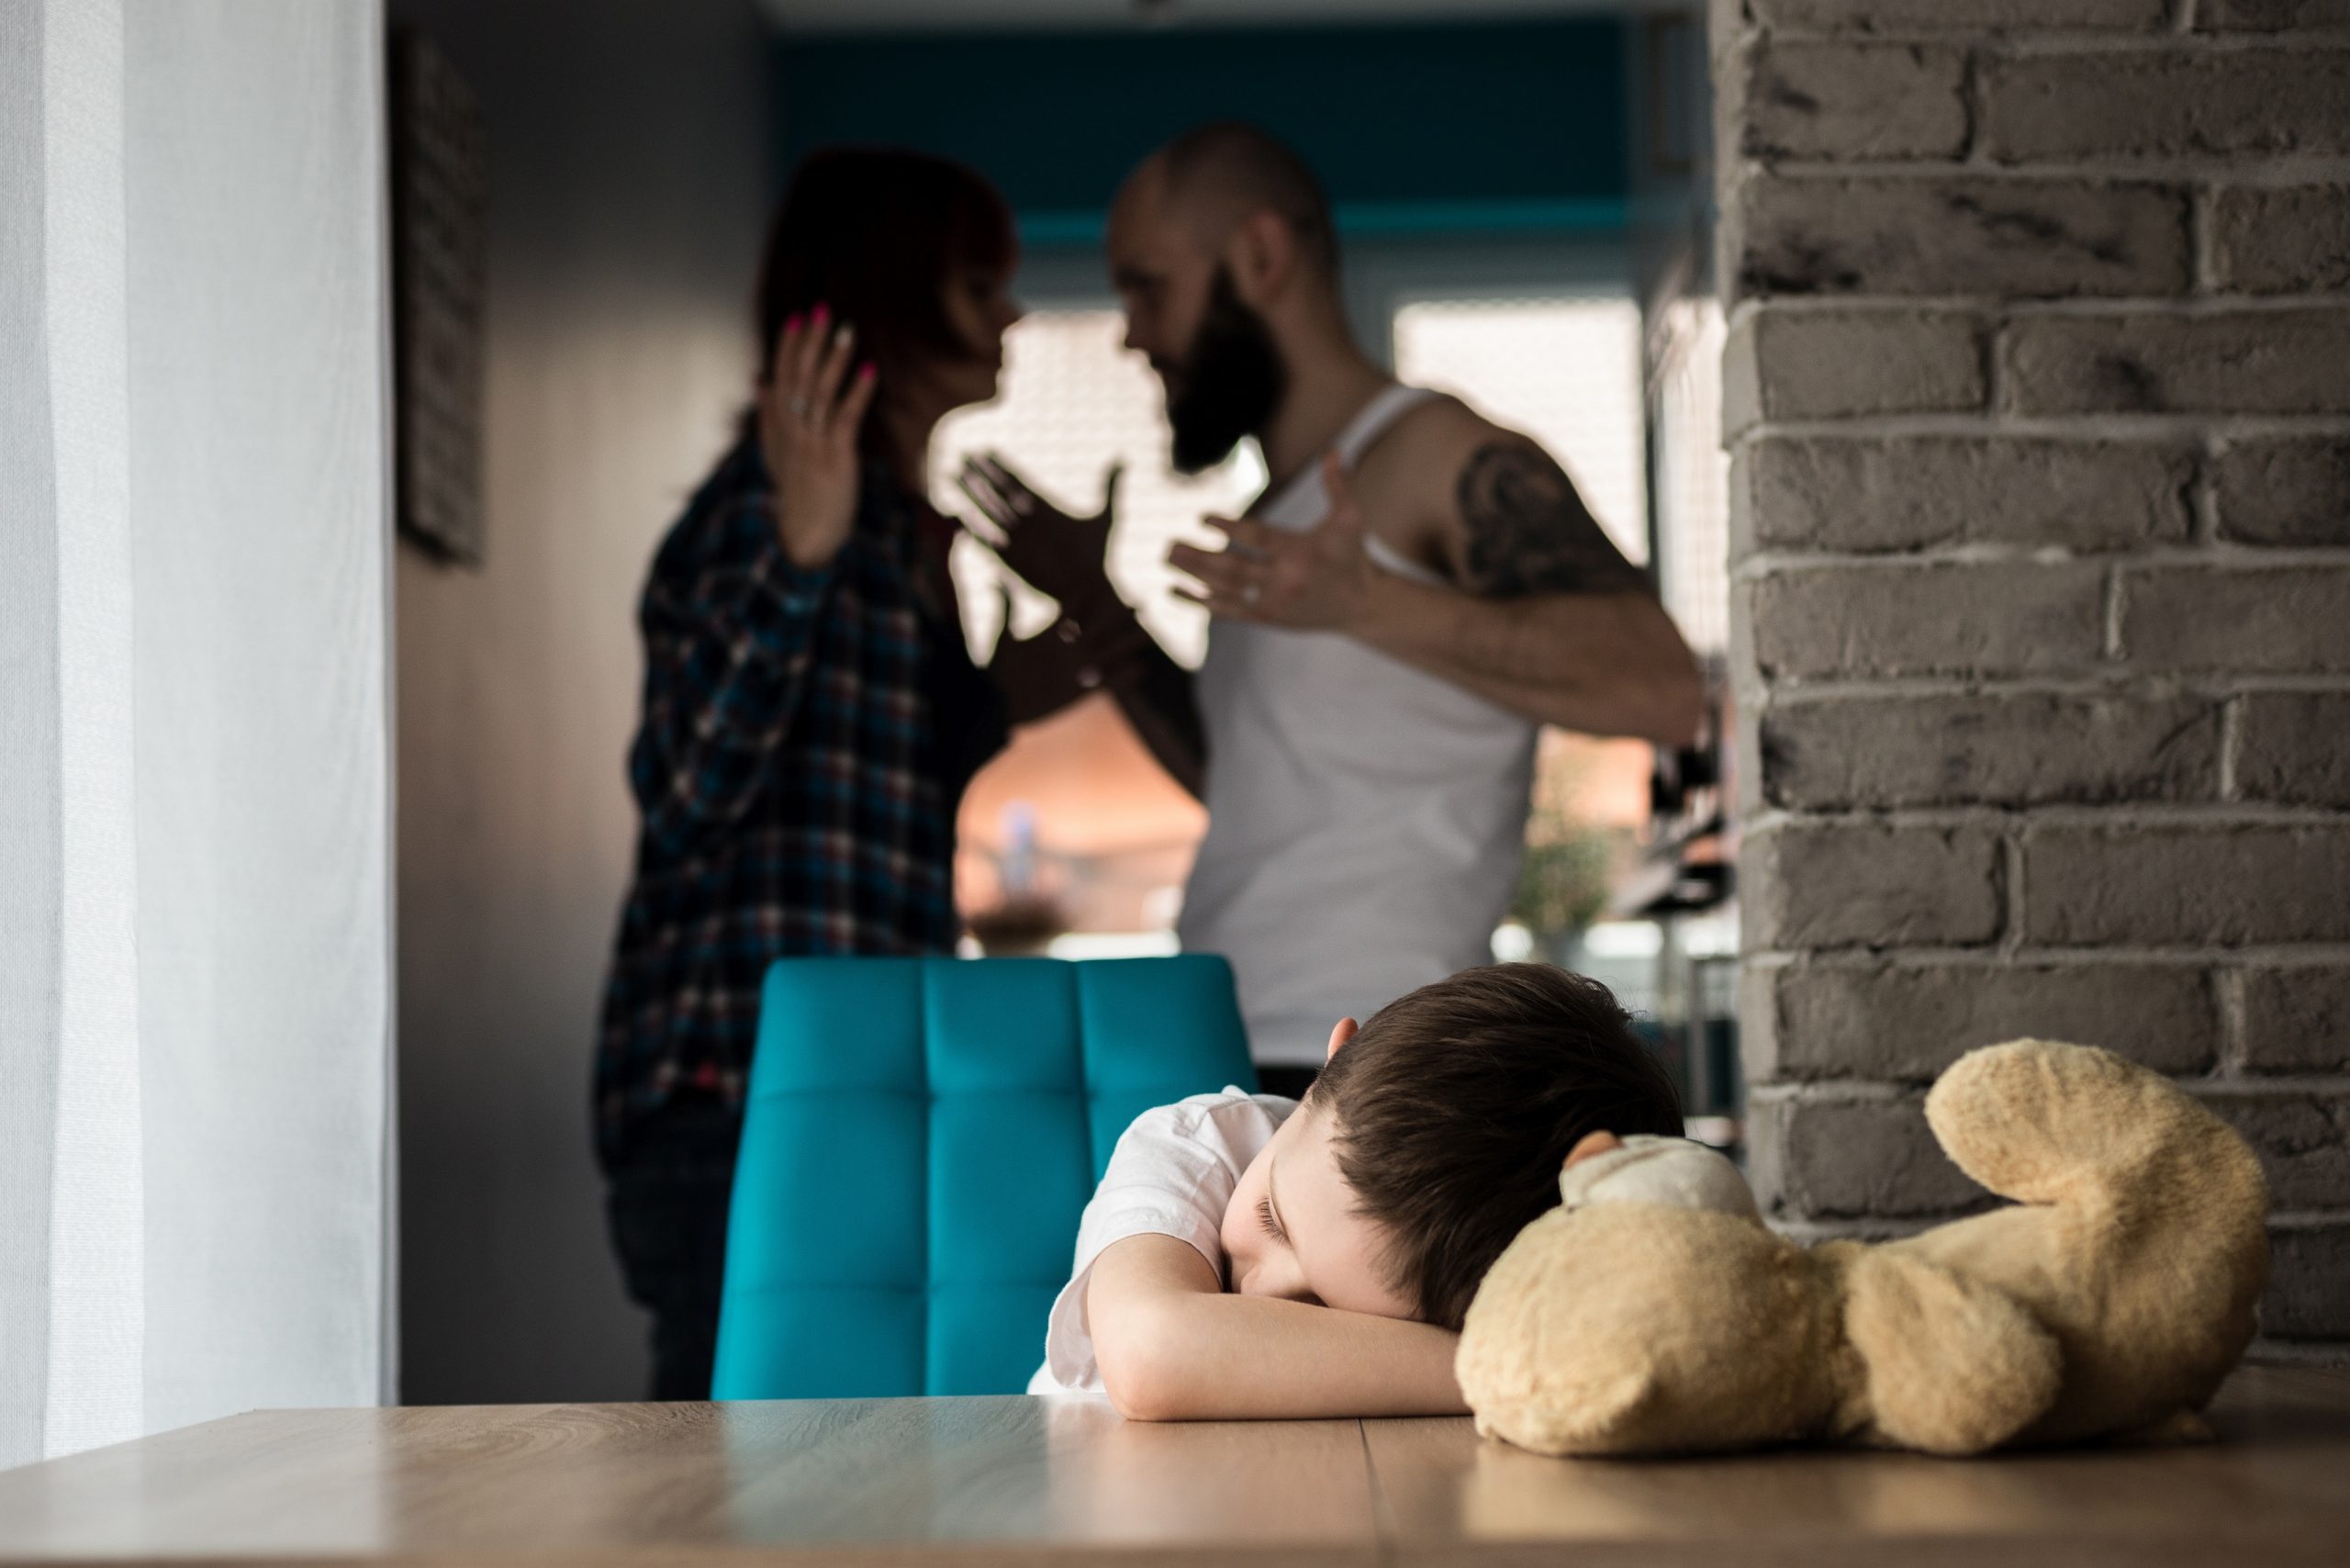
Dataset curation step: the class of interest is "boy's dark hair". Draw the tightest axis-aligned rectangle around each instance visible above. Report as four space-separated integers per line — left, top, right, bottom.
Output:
1309 963 1684 1331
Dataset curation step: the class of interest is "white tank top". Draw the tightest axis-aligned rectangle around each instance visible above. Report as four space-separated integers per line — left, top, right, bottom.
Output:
1177 386 1537 1066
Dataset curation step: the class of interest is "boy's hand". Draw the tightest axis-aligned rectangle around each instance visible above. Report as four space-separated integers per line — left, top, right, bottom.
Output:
1086 1234 1468 1422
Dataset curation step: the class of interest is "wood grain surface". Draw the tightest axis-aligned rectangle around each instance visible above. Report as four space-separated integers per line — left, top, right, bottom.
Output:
0 1365 2342 1564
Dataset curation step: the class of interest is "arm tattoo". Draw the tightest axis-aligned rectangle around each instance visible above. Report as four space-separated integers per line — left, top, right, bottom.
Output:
1455 441 1648 599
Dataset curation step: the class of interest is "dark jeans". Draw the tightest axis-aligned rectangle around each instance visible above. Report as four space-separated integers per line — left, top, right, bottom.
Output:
604 1096 741 1401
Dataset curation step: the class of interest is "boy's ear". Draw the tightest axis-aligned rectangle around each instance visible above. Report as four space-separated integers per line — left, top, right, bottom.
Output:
1324 1016 1360 1062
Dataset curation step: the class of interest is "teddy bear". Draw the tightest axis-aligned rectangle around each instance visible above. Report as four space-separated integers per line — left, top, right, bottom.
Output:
1454 1038 2271 1458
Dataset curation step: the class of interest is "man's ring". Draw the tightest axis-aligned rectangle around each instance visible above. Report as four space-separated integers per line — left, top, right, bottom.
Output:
788 396 811 418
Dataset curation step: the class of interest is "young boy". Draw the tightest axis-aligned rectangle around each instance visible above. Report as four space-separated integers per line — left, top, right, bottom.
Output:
1027 962 1685 1418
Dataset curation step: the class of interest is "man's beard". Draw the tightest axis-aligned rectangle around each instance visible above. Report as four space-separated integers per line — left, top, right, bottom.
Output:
1164 267 1285 476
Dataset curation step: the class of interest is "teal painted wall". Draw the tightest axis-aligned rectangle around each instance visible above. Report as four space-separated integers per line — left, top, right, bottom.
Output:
775 18 1632 245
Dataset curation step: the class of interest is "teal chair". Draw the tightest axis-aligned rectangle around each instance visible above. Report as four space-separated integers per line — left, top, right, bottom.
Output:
711 954 1256 1399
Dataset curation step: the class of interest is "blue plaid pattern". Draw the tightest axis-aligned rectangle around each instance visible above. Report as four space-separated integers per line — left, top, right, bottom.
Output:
596 438 1004 1166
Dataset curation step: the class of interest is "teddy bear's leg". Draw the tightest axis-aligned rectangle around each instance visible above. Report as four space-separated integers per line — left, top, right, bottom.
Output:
1838 1245 2062 1455
1923 1039 2263 1221
1916 1038 2269 1449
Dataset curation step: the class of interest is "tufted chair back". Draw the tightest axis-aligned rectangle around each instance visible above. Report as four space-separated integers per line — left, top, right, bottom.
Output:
711 954 1256 1398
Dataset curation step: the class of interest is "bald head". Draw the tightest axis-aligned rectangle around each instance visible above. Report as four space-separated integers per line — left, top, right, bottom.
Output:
1108 123 1352 470
1144 121 1339 282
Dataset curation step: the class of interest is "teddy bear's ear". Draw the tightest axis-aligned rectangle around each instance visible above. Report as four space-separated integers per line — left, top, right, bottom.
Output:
1841 1248 2063 1455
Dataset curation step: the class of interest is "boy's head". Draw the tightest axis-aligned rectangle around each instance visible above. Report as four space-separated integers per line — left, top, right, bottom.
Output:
1217 963 1684 1329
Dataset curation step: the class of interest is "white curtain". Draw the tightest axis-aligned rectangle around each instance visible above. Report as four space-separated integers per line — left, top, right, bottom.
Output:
0 0 393 1468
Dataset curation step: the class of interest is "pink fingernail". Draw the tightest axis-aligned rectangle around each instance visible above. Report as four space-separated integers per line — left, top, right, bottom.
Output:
857 362 877 381
811 301 831 324
783 313 803 333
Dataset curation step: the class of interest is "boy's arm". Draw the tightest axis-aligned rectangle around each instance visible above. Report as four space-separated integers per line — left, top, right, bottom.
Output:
1086 1233 1468 1421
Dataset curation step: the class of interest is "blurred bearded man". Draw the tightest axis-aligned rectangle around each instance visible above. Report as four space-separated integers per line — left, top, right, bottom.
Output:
957 123 1702 1095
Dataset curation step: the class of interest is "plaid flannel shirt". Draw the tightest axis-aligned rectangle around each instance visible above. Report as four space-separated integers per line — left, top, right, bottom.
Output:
595 438 1004 1166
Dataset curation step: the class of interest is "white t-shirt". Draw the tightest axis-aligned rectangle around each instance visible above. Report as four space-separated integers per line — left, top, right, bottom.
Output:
1026 1087 1298 1395
1178 385 1537 1067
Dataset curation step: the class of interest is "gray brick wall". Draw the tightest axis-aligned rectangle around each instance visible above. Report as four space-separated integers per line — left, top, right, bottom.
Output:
1717 0 2350 1352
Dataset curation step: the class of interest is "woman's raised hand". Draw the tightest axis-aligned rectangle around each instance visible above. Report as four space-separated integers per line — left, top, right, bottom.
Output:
757 303 878 569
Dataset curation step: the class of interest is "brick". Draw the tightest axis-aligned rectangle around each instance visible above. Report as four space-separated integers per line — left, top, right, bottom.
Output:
2024 823 2350 946
2121 566 2350 674
1740 436 2191 554
2197 2 2350 29
1759 693 2218 810
1742 562 2107 681
1733 176 2188 299
1753 0 2168 28
2237 693 2350 807
1723 309 1984 438
2201 1091 2350 1210
1739 40 1968 162
1710 0 1750 65
2215 438 2350 545
1979 50 2350 162
1747 1095 1983 1220
1746 962 2219 1083
2265 1224 2350 1339
2003 310 2350 415
1729 707 1769 823
1744 822 2003 951
2242 966 2350 1073
2210 185 2350 294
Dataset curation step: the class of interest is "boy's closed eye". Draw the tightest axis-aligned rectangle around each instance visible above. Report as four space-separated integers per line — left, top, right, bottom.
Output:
1225 1125 1383 1315
1254 1168 1326 1306
1259 1148 1295 1246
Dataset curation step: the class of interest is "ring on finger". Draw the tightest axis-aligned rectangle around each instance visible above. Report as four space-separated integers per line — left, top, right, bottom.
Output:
1242 580 1262 606
788 395 811 418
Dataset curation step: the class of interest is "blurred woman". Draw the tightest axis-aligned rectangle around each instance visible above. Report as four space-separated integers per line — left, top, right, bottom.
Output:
593 149 1131 1399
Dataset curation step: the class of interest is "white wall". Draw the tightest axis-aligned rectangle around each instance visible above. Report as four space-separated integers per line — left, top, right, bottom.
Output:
1 0 393 1464
386 0 774 1403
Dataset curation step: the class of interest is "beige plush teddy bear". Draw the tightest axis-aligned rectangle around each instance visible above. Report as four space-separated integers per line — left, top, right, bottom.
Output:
1455 1039 2271 1458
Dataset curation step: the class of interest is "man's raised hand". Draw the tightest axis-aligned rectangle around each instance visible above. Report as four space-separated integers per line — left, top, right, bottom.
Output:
1168 454 1372 632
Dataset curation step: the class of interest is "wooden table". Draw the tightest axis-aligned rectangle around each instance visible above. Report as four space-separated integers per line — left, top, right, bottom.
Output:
2 1365 2344 1565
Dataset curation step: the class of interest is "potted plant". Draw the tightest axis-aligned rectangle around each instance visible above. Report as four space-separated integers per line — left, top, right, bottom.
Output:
1509 766 1620 969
